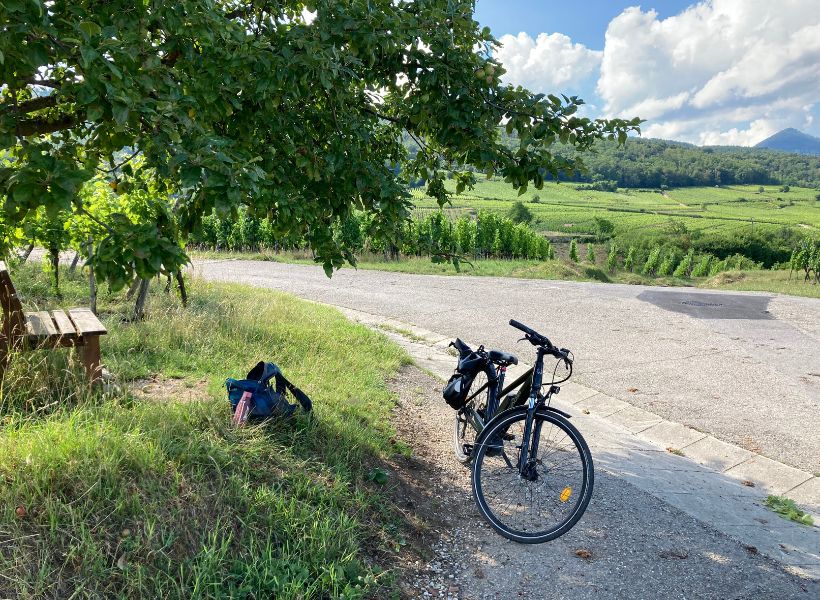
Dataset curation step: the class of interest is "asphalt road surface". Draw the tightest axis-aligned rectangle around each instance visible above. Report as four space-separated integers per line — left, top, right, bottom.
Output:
197 260 820 474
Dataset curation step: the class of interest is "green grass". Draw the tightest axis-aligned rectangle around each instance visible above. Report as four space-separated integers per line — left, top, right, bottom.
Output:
0 263 412 599
763 495 815 526
702 270 820 298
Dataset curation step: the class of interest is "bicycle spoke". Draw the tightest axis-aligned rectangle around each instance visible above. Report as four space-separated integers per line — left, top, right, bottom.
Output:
473 410 593 541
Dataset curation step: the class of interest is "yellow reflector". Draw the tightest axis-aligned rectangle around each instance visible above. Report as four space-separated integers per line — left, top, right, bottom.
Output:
560 487 572 502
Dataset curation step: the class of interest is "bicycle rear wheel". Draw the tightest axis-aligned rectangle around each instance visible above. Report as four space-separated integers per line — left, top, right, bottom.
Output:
471 407 593 543
453 370 488 464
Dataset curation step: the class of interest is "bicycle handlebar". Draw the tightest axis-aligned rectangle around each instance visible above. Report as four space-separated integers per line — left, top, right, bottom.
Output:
509 319 572 362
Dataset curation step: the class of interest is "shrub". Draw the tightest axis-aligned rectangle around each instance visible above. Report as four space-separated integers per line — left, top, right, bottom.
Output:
624 246 636 272
586 244 596 263
673 249 695 278
569 239 579 262
642 246 662 276
606 244 618 274
507 201 533 224
691 254 712 277
657 251 678 276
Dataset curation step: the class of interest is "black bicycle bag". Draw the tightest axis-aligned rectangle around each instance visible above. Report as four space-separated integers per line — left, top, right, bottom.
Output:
443 339 487 409
443 371 476 409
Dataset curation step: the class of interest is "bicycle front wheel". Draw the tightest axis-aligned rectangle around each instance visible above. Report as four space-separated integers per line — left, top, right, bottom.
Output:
471 408 594 543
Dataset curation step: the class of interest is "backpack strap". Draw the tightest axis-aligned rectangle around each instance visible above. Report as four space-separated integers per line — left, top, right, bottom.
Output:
274 371 313 412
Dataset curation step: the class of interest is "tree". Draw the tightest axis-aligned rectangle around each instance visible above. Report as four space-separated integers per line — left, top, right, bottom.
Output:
569 239 579 262
1 1 640 286
507 201 533 225
586 243 595 263
593 217 615 242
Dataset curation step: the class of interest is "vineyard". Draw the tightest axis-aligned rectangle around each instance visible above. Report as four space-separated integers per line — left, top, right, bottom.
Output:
409 181 820 239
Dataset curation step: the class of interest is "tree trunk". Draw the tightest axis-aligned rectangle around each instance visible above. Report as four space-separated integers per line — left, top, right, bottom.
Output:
133 278 150 321
69 251 80 273
175 270 188 307
87 238 97 314
19 243 34 263
126 277 142 300
49 247 60 294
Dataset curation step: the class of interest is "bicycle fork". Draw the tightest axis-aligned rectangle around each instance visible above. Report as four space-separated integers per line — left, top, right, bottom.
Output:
517 349 546 479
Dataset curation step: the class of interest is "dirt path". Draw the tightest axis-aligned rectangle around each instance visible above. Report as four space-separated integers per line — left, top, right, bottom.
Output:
387 367 817 600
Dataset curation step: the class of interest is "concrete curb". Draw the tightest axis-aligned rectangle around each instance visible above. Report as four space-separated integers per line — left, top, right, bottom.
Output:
330 304 820 579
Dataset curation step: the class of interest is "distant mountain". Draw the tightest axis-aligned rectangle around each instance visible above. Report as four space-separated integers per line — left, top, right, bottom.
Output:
755 128 820 155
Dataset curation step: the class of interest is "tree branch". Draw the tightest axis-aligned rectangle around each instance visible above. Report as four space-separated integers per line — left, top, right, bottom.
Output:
15 113 79 136
25 78 62 89
362 105 406 126
2 95 57 115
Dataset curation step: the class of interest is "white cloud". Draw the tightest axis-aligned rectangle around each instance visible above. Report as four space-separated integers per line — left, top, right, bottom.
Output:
494 32 601 93
597 0 820 145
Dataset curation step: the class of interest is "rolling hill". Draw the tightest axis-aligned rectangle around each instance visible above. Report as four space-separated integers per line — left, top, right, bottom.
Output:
755 128 820 155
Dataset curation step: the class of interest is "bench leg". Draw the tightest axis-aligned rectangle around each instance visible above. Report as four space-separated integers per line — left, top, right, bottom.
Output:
79 336 103 383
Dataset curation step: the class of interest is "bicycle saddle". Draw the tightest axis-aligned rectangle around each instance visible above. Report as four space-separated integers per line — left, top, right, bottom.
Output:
488 349 518 365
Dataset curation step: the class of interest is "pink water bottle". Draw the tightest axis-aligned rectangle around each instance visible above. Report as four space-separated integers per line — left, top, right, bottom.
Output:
232 391 253 425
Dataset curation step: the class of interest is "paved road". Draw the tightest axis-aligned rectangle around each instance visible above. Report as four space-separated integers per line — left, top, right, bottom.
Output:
197 260 820 474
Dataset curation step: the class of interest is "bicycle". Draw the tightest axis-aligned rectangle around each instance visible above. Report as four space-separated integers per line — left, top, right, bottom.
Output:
446 319 594 543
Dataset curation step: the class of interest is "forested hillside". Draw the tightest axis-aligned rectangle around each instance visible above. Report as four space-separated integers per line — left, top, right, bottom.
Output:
498 136 820 189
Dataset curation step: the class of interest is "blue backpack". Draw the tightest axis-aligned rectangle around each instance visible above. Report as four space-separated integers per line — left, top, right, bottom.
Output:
226 361 312 419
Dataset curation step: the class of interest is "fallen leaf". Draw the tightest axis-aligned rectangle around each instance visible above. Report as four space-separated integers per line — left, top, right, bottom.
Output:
741 480 755 487
627 388 638 393
574 549 592 560
117 555 126 570
15 505 26 519
582 409 590 415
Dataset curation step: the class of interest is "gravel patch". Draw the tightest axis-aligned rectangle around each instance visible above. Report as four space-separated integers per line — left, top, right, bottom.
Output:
388 366 818 599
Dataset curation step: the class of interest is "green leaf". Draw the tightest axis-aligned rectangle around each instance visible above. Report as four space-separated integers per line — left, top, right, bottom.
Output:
112 103 129 125
367 468 388 485
79 21 102 37
12 183 39 204
86 103 104 121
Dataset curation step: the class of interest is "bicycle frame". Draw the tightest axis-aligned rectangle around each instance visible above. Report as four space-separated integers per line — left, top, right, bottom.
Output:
464 365 534 422
467 347 565 477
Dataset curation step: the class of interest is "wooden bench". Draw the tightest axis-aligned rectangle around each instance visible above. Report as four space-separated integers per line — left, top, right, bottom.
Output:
0 261 107 382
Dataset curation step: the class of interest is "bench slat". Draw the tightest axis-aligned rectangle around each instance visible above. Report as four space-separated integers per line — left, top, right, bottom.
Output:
26 311 59 339
51 310 78 339
68 308 107 336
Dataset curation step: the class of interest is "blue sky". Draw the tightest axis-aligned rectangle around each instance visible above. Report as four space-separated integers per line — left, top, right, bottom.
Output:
476 1 695 49
472 1 820 146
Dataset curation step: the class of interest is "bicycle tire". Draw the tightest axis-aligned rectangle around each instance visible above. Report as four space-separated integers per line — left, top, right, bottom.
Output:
453 370 489 464
471 407 594 543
